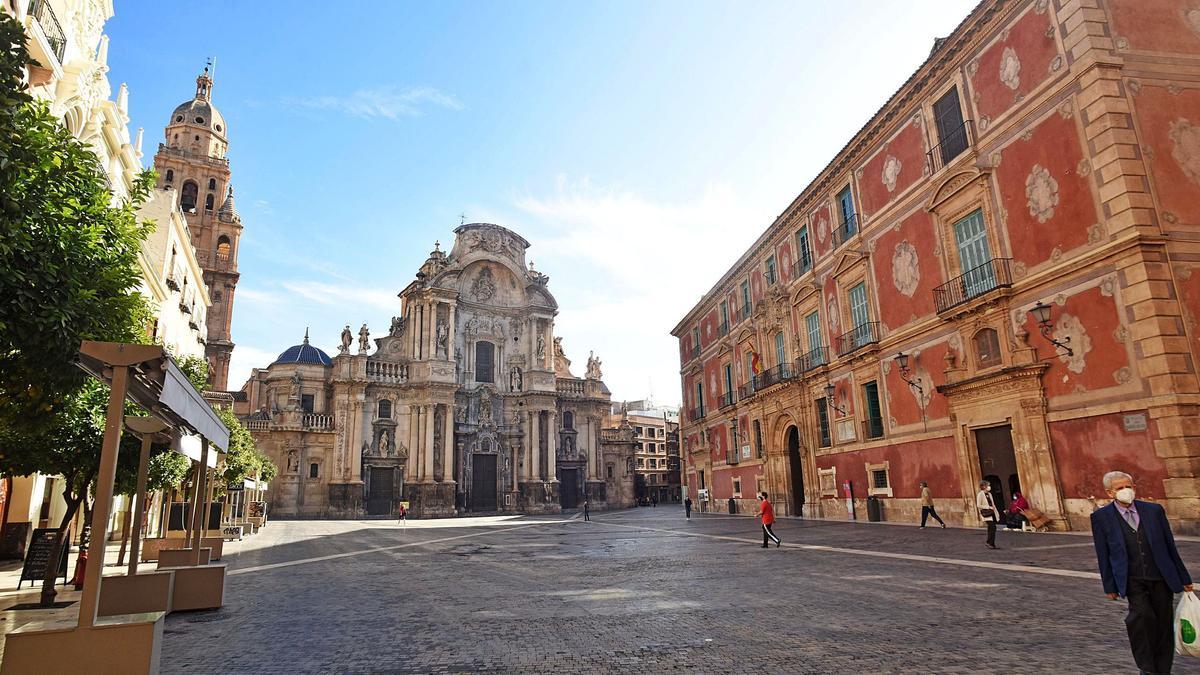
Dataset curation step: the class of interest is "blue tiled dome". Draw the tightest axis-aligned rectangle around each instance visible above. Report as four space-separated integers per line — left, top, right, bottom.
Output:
272 330 332 366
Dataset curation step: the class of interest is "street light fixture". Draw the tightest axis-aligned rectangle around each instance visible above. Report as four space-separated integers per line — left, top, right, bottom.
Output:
895 351 928 432
1029 300 1074 357
823 381 847 415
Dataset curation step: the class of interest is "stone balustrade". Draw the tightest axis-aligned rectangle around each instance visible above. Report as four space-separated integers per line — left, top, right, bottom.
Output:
556 378 586 397
301 413 334 430
366 360 408 382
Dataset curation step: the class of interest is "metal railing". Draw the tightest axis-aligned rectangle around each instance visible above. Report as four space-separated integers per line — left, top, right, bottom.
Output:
690 406 706 422
926 119 975 174
833 214 859 246
862 417 885 440
737 381 755 401
835 321 880 357
755 363 794 390
933 258 1012 313
718 391 735 410
688 345 701 360
30 0 66 64
792 254 812 279
718 321 729 337
796 346 829 374
737 304 751 321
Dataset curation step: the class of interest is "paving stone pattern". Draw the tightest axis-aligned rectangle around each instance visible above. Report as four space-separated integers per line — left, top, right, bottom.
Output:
160 508 1200 674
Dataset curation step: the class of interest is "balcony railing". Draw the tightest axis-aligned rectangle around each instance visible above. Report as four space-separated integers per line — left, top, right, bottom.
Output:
737 381 755 401
165 276 180 292
755 363 794 390
833 214 859 246
718 391 735 410
933 258 1012 314
737 304 751 322
302 413 334 430
689 406 706 422
835 321 881 357
717 321 730 337
926 119 975 174
688 345 701 360
792 255 813 279
862 416 885 440
30 0 66 64
796 346 829 374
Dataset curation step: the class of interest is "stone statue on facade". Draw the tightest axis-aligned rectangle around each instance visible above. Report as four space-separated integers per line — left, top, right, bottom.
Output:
390 316 405 336
585 351 602 380
553 337 573 377
287 370 301 410
536 334 546 368
510 366 523 392
340 325 352 354
379 430 389 456
479 388 493 425
358 323 370 354
436 321 448 358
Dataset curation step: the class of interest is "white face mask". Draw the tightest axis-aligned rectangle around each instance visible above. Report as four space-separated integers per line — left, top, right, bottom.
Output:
1115 487 1135 504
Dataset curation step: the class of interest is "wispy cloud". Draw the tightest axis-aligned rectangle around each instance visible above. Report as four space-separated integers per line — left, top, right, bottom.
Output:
284 85 463 120
227 344 282 391
278 281 397 313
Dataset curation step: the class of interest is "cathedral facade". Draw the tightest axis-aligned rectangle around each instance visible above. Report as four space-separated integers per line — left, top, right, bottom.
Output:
235 223 635 517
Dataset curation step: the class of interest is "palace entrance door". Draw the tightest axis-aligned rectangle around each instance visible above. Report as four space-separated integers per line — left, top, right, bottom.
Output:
786 426 805 517
976 425 1019 508
471 454 497 511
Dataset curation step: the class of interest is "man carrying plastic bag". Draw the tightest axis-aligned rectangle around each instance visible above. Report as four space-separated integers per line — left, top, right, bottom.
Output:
1177 591 1200 658
1092 471 1193 674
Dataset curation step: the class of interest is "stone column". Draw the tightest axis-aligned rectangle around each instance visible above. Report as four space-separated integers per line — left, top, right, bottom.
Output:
422 405 435 481
447 303 457 360
531 411 540 480
548 410 558 482
349 397 363 483
411 305 420 358
442 402 454 483
426 302 436 360
408 405 419 479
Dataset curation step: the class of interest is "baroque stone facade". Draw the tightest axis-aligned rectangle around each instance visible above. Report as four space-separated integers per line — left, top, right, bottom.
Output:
673 0 1200 533
236 224 636 517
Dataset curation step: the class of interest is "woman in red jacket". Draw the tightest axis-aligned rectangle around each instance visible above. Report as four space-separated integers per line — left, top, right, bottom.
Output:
756 492 780 548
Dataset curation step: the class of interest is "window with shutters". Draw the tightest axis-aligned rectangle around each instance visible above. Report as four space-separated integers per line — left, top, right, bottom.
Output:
475 341 495 383
933 86 968 168
816 398 832 448
973 328 1002 368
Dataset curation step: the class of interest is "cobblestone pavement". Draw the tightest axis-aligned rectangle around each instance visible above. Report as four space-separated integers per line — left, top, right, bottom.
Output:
160 507 1200 674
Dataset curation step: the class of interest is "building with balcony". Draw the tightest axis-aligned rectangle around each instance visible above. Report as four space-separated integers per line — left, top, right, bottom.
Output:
672 0 1200 532
235 223 636 517
605 404 681 503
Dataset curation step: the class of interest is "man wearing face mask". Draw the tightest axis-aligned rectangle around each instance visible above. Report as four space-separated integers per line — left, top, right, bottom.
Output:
1092 470 1193 675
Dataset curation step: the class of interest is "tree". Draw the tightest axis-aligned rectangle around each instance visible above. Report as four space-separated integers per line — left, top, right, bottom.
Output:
0 13 154 432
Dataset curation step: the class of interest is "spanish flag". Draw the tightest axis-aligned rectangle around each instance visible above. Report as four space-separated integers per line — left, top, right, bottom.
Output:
749 347 763 375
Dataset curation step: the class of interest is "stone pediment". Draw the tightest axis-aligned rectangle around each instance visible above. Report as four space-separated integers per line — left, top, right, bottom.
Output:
926 169 988 213
830 250 867 278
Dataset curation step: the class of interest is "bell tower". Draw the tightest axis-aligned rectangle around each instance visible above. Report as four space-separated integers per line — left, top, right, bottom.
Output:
152 65 242 389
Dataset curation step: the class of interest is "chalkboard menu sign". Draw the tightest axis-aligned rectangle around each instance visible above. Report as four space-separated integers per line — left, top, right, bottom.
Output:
18 528 69 589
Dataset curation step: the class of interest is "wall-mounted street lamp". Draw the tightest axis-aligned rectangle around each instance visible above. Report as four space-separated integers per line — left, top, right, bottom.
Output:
823 382 847 415
895 351 928 432
1029 300 1074 357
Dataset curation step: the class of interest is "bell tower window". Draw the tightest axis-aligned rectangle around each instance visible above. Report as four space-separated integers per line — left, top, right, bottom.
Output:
208 178 216 190
180 181 198 212
204 193 215 211
165 169 174 183
216 235 231 261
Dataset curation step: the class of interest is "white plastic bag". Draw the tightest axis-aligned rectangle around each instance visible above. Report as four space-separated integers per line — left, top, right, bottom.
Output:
1176 590 1200 656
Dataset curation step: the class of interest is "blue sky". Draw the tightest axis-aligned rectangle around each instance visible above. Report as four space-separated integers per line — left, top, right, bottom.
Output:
106 0 978 404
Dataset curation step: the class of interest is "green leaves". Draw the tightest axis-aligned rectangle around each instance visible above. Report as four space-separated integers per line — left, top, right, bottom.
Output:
215 407 275 486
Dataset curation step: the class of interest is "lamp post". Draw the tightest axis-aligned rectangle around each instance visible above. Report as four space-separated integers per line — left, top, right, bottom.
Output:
823 382 847 415
895 351 928 432
1029 301 1074 357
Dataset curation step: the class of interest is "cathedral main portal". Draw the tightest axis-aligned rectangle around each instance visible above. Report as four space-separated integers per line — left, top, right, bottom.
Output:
470 454 498 511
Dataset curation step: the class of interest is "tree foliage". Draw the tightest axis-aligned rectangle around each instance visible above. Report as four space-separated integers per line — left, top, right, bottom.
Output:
0 13 154 431
215 407 275 486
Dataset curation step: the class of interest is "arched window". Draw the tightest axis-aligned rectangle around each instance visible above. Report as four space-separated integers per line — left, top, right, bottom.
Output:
973 328 1001 368
378 399 392 419
180 181 198 212
216 235 231 261
207 178 216 190
165 169 174 183
309 463 319 479
475 341 495 383
563 411 574 430
204 193 214 211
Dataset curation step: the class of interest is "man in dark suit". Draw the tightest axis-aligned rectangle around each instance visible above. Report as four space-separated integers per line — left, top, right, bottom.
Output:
1092 470 1193 674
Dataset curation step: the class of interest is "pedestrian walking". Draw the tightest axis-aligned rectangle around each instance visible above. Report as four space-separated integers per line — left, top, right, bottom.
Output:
976 481 999 549
1092 470 1193 675
918 481 946 529
583 500 590 522
652 493 658 507
397 503 407 530
756 492 780 548
684 497 692 520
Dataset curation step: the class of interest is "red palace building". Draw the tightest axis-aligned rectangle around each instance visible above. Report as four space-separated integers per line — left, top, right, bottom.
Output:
672 0 1200 532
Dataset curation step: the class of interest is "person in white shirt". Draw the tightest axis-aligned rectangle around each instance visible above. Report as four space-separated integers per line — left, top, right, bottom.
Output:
976 481 999 549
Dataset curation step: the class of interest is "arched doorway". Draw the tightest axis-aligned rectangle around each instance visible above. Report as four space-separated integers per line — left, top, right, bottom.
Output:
786 426 805 517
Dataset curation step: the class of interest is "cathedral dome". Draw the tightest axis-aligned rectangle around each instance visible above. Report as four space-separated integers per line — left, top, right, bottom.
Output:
169 67 227 137
272 330 332 366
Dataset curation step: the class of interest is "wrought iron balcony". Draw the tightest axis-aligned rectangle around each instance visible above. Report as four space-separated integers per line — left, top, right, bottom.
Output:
30 0 66 64
718 321 730 337
718 391 735 410
796 346 829 374
926 119 975 174
833 214 860 246
862 416 885 440
933 258 1012 314
755 363 794 390
835 321 880 357
792 255 813 279
688 345 700 361
737 380 755 401
737 304 751 321
689 406 706 422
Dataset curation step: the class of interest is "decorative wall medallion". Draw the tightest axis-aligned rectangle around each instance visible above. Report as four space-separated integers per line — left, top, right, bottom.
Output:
891 241 921 298
1179 266 1194 281
1115 36 1130 51
1025 164 1060 223
1054 293 1067 306
1169 84 1183 96
1051 246 1063 262
1059 100 1075 118
1128 79 1142 95
1035 0 1049 13
882 155 902 192
1077 159 1092 176
1164 211 1179 224
1053 313 1092 374
1100 276 1116 297
470 267 497 301
1000 47 1022 91
1050 55 1064 73
978 116 991 132
1113 325 1129 343
967 59 980 78
827 296 840 332
815 213 829 244
1169 119 1200 184
908 364 934 410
